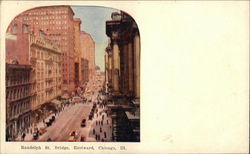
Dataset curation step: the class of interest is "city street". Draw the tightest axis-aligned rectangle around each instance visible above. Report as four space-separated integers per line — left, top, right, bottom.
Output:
38 103 92 141
17 75 113 142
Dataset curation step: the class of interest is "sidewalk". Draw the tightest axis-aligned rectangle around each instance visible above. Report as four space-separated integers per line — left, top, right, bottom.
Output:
87 103 113 142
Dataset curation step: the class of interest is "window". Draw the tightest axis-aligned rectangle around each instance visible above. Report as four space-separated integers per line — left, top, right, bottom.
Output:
39 30 46 38
22 24 28 33
12 24 17 34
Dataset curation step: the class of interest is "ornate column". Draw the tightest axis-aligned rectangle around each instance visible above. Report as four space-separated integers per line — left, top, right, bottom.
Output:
127 40 133 95
111 32 120 94
108 51 112 84
133 27 140 100
104 51 108 85
122 40 128 95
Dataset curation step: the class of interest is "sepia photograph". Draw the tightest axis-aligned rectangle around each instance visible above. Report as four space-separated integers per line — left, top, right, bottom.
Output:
5 5 140 142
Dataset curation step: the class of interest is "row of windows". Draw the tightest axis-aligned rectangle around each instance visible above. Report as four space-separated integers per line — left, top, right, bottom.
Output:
29 85 61 109
49 32 68 35
6 87 30 101
50 37 69 43
35 61 61 70
40 20 67 25
9 100 30 119
50 26 69 30
11 24 28 34
6 76 30 87
30 48 61 62
28 10 68 16
23 15 67 21
36 70 61 80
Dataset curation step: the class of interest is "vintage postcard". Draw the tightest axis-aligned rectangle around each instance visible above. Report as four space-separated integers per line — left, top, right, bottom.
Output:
0 1 249 154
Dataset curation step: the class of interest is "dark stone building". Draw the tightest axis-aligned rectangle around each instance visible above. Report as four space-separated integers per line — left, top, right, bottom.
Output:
105 11 140 142
6 62 32 141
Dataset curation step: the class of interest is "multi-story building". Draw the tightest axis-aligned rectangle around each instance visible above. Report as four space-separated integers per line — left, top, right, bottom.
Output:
6 62 32 141
6 18 62 125
73 18 82 87
29 34 62 123
7 5 76 94
105 11 140 142
80 31 96 83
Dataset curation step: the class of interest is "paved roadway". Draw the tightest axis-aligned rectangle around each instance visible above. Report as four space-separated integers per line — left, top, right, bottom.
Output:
23 76 108 142
37 103 92 141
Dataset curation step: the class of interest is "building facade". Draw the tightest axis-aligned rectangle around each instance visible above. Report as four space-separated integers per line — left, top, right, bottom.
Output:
29 34 62 123
6 63 32 141
7 5 76 94
6 18 62 126
105 11 140 141
80 31 96 84
73 18 82 87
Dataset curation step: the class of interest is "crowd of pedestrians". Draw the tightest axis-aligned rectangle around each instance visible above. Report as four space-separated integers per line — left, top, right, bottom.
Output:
88 92 112 142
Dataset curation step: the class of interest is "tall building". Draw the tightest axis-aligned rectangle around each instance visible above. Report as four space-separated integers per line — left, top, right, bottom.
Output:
6 62 32 141
7 5 76 94
80 31 96 83
6 17 62 126
29 34 62 123
105 11 140 141
73 18 82 87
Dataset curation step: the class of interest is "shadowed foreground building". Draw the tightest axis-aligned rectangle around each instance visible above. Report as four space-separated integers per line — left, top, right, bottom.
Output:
6 62 32 141
105 11 140 142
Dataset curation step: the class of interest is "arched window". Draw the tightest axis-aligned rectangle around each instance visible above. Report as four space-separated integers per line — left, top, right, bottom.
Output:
12 24 17 34
22 24 28 33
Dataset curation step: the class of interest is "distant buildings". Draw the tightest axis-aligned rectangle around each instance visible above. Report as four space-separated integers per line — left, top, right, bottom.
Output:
80 31 96 85
105 11 140 141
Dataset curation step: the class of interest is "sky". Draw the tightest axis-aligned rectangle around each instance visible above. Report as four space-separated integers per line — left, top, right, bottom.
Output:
71 6 119 71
